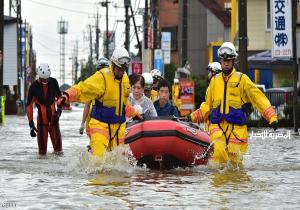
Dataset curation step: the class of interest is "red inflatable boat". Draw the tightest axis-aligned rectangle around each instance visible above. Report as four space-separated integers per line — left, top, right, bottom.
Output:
125 117 212 169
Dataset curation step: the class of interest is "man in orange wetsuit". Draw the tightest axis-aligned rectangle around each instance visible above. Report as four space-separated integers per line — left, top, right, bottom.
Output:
26 63 63 155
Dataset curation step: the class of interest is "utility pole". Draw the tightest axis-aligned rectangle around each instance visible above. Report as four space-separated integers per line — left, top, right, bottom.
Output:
129 3 142 57
23 20 27 100
0 0 4 95
105 0 109 58
182 0 188 66
143 0 148 49
101 1 110 58
74 40 79 83
95 8 100 60
88 24 93 75
153 0 159 50
292 0 298 133
17 0 22 100
238 0 248 73
124 0 130 51
9 0 11 16
231 0 237 43
57 17 68 85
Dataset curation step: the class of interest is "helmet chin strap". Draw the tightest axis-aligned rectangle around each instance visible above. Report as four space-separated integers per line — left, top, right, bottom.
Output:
112 64 123 80
222 67 233 76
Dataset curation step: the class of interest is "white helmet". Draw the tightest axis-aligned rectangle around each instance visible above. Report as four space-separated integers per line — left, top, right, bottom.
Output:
37 63 51 79
97 57 110 70
174 78 179 84
150 69 162 77
142 72 153 85
207 62 222 74
218 42 238 59
110 47 131 69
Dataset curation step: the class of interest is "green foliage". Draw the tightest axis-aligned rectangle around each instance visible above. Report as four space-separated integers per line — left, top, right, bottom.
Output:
77 63 97 83
164 62 177 84
192 76 208 109
280 79 293 87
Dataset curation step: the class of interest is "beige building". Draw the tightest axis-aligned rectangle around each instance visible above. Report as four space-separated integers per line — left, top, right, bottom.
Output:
247 0 294 88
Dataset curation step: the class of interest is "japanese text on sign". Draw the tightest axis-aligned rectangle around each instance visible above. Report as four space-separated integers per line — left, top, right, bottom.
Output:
271 0 293 58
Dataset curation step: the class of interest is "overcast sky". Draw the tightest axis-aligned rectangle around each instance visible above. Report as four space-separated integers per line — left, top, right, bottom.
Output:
4 0 144 85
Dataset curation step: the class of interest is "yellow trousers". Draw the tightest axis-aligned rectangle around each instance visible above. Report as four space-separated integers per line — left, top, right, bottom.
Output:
209 121 248 165
88 118 126 157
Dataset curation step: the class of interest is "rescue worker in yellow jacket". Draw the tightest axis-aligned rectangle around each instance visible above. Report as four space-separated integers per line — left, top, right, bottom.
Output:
59 47 141 157
150 69 162 102
142 72 154 99
188 42 278 166
201 62 223 132
79 57 110 137
172 78 182 113
207 62 222 82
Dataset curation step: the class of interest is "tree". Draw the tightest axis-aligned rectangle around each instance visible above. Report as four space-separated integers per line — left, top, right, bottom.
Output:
164 62 177 84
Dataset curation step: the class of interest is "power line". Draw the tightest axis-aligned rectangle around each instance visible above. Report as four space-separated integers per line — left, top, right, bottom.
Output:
26 0 91 14
46 0 96 5
25 0 127 18
33 36 59 54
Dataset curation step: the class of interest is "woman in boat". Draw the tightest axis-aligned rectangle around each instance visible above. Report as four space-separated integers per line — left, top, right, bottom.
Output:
128 74 157 119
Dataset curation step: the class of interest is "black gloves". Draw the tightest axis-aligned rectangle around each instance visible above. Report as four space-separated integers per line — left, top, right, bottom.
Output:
79 123 84 135
29 120 37 137
54 109 62 123
242 103 253 117
57 94 68 106
271 120 278 131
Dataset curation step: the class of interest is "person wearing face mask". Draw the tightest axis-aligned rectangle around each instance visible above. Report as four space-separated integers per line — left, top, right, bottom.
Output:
26 63 63 155
58 47 142 157
187 42 278 166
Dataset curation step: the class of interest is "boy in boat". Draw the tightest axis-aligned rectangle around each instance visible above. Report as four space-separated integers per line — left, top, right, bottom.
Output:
154 79 179 117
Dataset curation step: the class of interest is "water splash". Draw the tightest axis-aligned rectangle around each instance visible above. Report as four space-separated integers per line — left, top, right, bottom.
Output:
77 145 147 174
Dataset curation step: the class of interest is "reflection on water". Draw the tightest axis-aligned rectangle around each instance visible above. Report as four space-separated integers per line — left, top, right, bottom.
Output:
210 168 251 188
0 112 300 209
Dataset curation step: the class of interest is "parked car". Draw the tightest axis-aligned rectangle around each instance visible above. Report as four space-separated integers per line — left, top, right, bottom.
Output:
265 87 293 107
265 87 294 120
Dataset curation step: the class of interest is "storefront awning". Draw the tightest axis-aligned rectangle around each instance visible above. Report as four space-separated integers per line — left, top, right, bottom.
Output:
248 50 294 70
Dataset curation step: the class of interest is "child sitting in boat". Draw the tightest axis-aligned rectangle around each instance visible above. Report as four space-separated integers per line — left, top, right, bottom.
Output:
154 79 179 117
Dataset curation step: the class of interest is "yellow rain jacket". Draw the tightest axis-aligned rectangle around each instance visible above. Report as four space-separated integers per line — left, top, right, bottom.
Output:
150 89 158 102
190 68 277 165
172 84 182 112
85 100 94 137
66 65 137 157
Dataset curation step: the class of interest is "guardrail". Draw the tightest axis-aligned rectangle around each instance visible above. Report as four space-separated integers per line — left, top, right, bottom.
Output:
248 92 299 127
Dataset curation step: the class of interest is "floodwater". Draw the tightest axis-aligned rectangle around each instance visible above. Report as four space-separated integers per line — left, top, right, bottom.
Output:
0 107 300 210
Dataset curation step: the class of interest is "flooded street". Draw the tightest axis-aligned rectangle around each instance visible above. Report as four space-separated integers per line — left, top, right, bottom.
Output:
1 107 300 209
